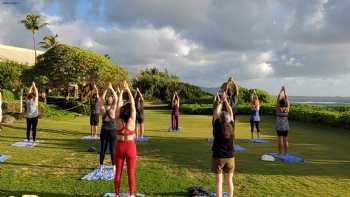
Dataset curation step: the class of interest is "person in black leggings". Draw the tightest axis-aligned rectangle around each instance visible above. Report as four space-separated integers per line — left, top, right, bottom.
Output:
99 82 118 173
26 82 39 142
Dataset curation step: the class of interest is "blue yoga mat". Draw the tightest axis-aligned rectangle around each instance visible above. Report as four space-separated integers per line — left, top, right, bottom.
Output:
81 165 114 180
168 127 182 132
193 192 228 197
247 138 271 143
103 193 145 197
0 154 10 163
135 136 151 142
270 153 304 163
11 140 43 148
234 144 246 153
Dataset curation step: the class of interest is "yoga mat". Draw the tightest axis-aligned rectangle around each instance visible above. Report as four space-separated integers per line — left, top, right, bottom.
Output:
168 127 182 132
0 154 10 163
269 153 304 163
103 193 145 197
81 165 114 180
81 135 100 140
135 136 151 142
234 144 246 153
246 138 271 143
193 192 228 197
11 140 43 148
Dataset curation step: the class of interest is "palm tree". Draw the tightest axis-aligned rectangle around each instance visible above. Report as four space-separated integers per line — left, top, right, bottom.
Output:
40 34 59 49
20 14 47 65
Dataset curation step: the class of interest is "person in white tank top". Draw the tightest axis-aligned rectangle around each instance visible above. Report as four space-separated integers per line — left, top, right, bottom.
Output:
26 82 39 142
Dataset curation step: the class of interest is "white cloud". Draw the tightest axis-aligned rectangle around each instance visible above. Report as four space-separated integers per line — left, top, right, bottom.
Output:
2 0 350 96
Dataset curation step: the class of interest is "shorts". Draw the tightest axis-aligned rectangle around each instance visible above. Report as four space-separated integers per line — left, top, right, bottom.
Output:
90 113 99 126
277 130 288 137
211 157 235 174
136 112 144 124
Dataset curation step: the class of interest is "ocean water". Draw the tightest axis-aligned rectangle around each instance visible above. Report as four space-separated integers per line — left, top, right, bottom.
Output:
289 96 350 105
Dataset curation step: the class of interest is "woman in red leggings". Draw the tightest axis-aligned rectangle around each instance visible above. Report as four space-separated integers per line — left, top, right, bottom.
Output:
114 81 137 197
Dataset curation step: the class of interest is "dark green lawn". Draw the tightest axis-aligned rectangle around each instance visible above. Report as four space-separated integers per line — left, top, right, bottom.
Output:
0 110 349 196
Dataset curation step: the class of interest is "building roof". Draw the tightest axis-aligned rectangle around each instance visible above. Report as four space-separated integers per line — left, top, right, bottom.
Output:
0 44 44 65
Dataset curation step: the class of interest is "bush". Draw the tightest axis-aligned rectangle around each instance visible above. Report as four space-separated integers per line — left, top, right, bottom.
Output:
180 103 350 129
2 89 16 101
0 60 29 90
134 68 212 103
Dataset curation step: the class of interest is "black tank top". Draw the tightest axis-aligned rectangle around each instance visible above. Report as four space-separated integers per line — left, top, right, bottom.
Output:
212 119 234 158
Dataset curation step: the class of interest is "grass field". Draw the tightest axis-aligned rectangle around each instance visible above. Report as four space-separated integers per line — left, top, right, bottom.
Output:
0 109 350 197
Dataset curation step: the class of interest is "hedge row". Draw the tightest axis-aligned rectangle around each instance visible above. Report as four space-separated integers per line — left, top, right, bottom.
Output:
180 103 350 128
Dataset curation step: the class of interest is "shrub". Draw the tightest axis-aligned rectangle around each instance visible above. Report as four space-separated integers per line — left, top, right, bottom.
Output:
2 89 16 101
180 103 350 129
0 60 29 90
134 68 212 103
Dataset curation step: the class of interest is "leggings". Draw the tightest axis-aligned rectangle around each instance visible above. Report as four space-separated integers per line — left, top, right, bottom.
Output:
114 140 137 195
250 120 260 133
171 114 179 129
100 128 116 165
26 117 38 141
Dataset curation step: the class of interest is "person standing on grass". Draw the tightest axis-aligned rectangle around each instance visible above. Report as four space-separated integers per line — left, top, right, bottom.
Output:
250 89 261 139
212 92 235 197
26 82 39 142
99 82 118 173
276 86 290 155
171 92 180 130
114 81 137 197
135 87 145 139
90 84 100 137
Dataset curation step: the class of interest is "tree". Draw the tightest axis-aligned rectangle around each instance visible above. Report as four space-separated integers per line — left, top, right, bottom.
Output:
134 68 211 102
0 60 28 90
27 44 128 101
20 14 47 64
40 34 59 49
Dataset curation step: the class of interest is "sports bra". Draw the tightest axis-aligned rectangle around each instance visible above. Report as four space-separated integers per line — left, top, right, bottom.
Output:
116 122 135 136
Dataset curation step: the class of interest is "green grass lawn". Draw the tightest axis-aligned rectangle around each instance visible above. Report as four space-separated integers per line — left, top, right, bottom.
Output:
0 109 350 197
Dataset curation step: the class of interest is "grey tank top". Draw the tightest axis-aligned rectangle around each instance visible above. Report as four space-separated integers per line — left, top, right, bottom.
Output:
26 100 38 118
276 112 289 131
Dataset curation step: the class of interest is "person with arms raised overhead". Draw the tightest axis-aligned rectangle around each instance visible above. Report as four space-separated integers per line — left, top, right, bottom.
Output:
212 92 235 197
114 81 138 197
99 82 118 173
171 91 180 131
26 82 39 142
135 87 145 139
90 83 100 137
276 86 290 155
250 89 261 139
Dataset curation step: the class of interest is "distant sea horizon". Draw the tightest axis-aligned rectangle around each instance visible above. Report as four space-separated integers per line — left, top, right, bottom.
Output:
201 87 350 105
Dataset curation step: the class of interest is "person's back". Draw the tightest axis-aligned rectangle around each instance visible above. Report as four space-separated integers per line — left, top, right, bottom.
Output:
212 119 234 158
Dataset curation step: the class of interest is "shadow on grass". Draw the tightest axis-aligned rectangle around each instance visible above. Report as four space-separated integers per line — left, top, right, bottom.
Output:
4 161 92 170
2 124 87 137
0 189 91 197
138 136 350 179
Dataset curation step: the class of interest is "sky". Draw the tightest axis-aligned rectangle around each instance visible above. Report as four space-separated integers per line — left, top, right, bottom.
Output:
0 0 350 96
